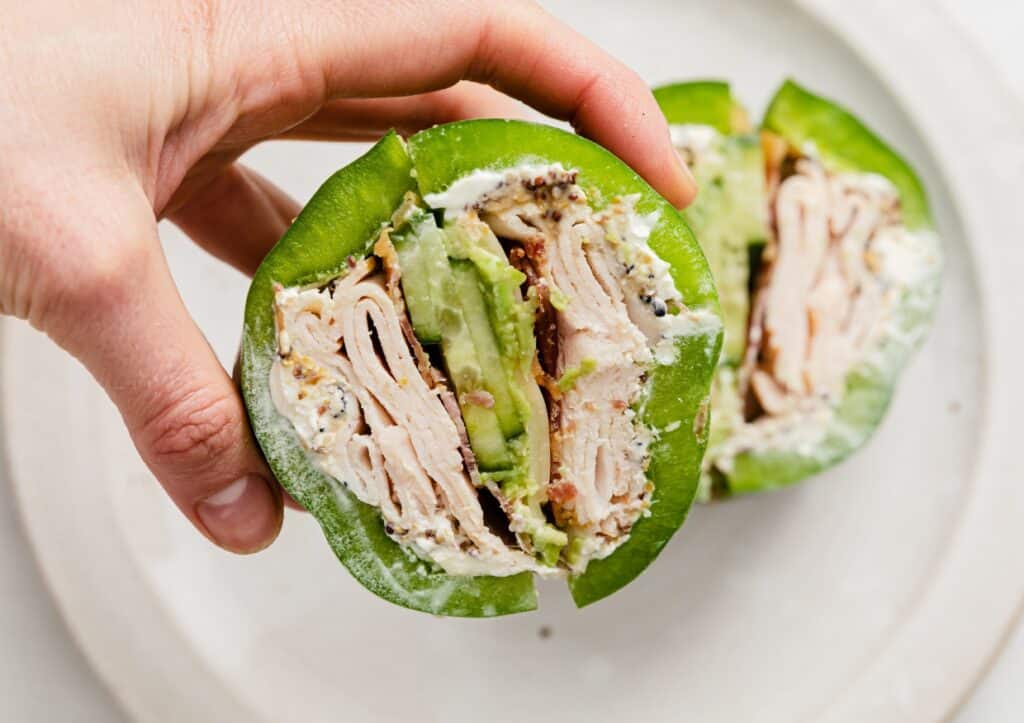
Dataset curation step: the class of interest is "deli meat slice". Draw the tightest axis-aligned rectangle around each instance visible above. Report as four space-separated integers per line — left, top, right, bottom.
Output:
270 259 540 576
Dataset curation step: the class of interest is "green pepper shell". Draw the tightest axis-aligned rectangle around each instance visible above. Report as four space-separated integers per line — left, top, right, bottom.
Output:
657 79 942 496
731 80 941 493
763 80 932 230
653 80 749 135
241 121 721 615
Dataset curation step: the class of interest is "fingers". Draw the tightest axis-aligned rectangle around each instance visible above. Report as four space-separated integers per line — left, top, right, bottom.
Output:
267 1 695 206
282 82 530 142
171 84 527 277
169 164 301 276
466 3 696 206
53 184 283 553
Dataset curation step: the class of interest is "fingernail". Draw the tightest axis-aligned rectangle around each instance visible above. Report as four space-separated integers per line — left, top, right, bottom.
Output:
197 475 282 554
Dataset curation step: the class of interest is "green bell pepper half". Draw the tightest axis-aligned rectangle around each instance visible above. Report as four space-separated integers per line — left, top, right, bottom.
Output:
653 80 750 134
727 80 941 493
763 79 932 230
655 78 941 496
242 120 722 614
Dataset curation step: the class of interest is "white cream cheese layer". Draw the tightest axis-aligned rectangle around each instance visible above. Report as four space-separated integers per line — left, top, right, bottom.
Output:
669 124 725 167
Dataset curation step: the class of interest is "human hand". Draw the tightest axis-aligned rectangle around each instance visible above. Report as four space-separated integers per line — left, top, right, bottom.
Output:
0 0 696 553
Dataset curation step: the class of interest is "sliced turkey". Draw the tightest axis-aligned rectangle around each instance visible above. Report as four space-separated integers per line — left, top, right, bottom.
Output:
270 259 541 576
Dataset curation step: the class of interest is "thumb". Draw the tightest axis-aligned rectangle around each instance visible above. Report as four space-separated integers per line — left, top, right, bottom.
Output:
46 183 283 553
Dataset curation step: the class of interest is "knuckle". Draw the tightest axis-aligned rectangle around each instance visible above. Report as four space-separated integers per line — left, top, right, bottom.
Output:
143 387 242 473
35 237 153 346
69 238 152 309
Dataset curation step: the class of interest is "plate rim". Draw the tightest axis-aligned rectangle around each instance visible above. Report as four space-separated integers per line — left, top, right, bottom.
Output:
797 0 1024 720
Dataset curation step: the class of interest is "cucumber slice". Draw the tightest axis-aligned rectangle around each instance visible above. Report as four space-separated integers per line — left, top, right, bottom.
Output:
449 261 524 439
392 215 450 343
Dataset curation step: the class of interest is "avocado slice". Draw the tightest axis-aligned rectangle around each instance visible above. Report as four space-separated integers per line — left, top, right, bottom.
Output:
438 300 513 471
395 213 526 442
444 220 535 368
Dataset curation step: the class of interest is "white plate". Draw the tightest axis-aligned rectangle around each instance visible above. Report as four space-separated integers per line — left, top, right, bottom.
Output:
4 1 1022 721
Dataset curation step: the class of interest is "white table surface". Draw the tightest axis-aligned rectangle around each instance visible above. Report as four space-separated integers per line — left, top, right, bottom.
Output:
1 2 1021 721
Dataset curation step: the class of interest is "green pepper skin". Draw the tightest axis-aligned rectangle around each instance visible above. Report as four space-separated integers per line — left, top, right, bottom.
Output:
763 80 932 230
652 80 747 134
243 121 722 615
656 79 942 496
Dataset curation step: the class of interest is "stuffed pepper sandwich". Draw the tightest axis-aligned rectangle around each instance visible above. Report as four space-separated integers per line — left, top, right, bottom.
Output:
241 121 722 616
655 80 942 499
